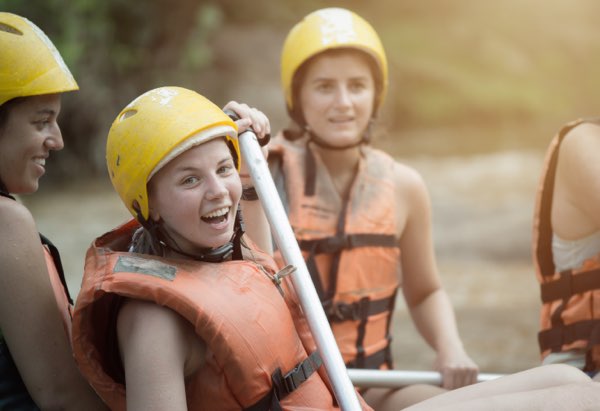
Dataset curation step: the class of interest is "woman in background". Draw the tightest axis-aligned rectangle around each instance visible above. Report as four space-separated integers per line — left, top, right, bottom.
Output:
269 8 477 409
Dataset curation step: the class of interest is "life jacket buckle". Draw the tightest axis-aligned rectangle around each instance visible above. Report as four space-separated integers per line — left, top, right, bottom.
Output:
272 264 296 285
282 351 321 394
329 297 370 322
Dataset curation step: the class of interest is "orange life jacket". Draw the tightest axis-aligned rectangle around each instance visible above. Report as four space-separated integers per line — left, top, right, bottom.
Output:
533 118 600 370
71 219 363 411
41 234 73 340
269 135 401 370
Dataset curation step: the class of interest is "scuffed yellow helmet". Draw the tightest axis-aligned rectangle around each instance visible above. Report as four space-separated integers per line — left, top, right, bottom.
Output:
106 86 239 222
281 8 388 116
0 12 78 106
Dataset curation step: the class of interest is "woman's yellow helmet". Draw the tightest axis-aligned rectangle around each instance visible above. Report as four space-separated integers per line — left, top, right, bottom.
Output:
106 87 239 222
0 12 78 106
280 8 388 117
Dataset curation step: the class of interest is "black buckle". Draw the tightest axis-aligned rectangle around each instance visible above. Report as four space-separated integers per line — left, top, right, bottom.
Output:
280 352 322 394
328 297 369 322
283 359 314 393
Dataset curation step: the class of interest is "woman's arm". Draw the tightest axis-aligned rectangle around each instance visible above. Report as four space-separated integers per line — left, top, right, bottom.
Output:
117 298 199 411
395 164 478 389
553 123 600 237
0 199 107 410
222 101 273 254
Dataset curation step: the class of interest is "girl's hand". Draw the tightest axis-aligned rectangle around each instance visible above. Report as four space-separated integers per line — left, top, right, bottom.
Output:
222 101 271 141
434 348 479 389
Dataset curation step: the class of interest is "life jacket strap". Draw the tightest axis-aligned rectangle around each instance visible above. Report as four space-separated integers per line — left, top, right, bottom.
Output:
39 233 73 305
345 345 393 370
325 295 395 323
541 268 600 303
539 319 600 353
0 190 15 200
299 233 398 255
244 351 323 411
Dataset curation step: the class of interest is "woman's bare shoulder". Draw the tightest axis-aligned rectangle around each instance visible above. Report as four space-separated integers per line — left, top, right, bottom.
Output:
391 160 428 196
562 122 600 153
0 197 37 244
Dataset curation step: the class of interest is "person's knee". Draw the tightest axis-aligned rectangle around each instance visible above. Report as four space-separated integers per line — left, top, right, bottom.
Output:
363 384 447 411
542 364 591 385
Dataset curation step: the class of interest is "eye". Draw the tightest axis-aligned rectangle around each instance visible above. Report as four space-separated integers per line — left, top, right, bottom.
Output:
33 118 52 130
349 80 367 93
181 176 200 186
315 81 334 93
217 163 234 175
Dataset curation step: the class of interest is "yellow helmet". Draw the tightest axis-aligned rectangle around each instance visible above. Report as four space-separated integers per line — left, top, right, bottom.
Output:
0 12 78 106
106 86 239 222
281 8 388 116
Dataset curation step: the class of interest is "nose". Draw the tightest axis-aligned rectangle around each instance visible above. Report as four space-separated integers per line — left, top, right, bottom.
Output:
204 174 228 200
334 85 352 108
44 122 64 151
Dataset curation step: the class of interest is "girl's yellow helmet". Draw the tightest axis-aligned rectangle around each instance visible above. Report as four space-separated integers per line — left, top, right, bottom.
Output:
0 12 78 106
106 87 239 222
280 8 388 116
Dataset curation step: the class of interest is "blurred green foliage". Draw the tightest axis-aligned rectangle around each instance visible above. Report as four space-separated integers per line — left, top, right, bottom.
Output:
3 0 600 179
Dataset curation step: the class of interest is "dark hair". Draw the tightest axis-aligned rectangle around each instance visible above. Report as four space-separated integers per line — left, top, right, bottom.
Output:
288 47 383 129
0 97 26 131
0 98 27 193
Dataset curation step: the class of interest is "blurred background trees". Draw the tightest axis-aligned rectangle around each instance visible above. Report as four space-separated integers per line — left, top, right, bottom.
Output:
3 0 600 181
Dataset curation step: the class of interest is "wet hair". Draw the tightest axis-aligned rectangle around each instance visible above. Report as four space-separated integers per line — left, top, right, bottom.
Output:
129 225 164 256
287 47 383 134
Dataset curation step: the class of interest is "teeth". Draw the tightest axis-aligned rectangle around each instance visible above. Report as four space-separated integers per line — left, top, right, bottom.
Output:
204 207 229 219
33 158 46 166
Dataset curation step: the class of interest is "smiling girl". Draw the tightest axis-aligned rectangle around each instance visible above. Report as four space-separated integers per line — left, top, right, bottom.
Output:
71 86 372 411
0 13 107 410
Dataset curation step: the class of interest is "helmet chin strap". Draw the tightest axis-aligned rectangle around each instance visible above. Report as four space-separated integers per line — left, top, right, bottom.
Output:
136 207 245 263
307 129 368 150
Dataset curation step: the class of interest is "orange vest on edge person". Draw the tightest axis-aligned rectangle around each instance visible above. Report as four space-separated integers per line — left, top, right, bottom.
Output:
71 219 371 411
533 118 600 371
270 135 401 370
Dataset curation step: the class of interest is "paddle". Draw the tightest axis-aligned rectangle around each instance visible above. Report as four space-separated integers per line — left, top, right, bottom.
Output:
236 126 362 410
348 369 504 389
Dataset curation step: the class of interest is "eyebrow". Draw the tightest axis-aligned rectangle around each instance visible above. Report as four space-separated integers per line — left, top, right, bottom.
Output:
35 108 57 116
311 74 370 83
175 156 232 172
